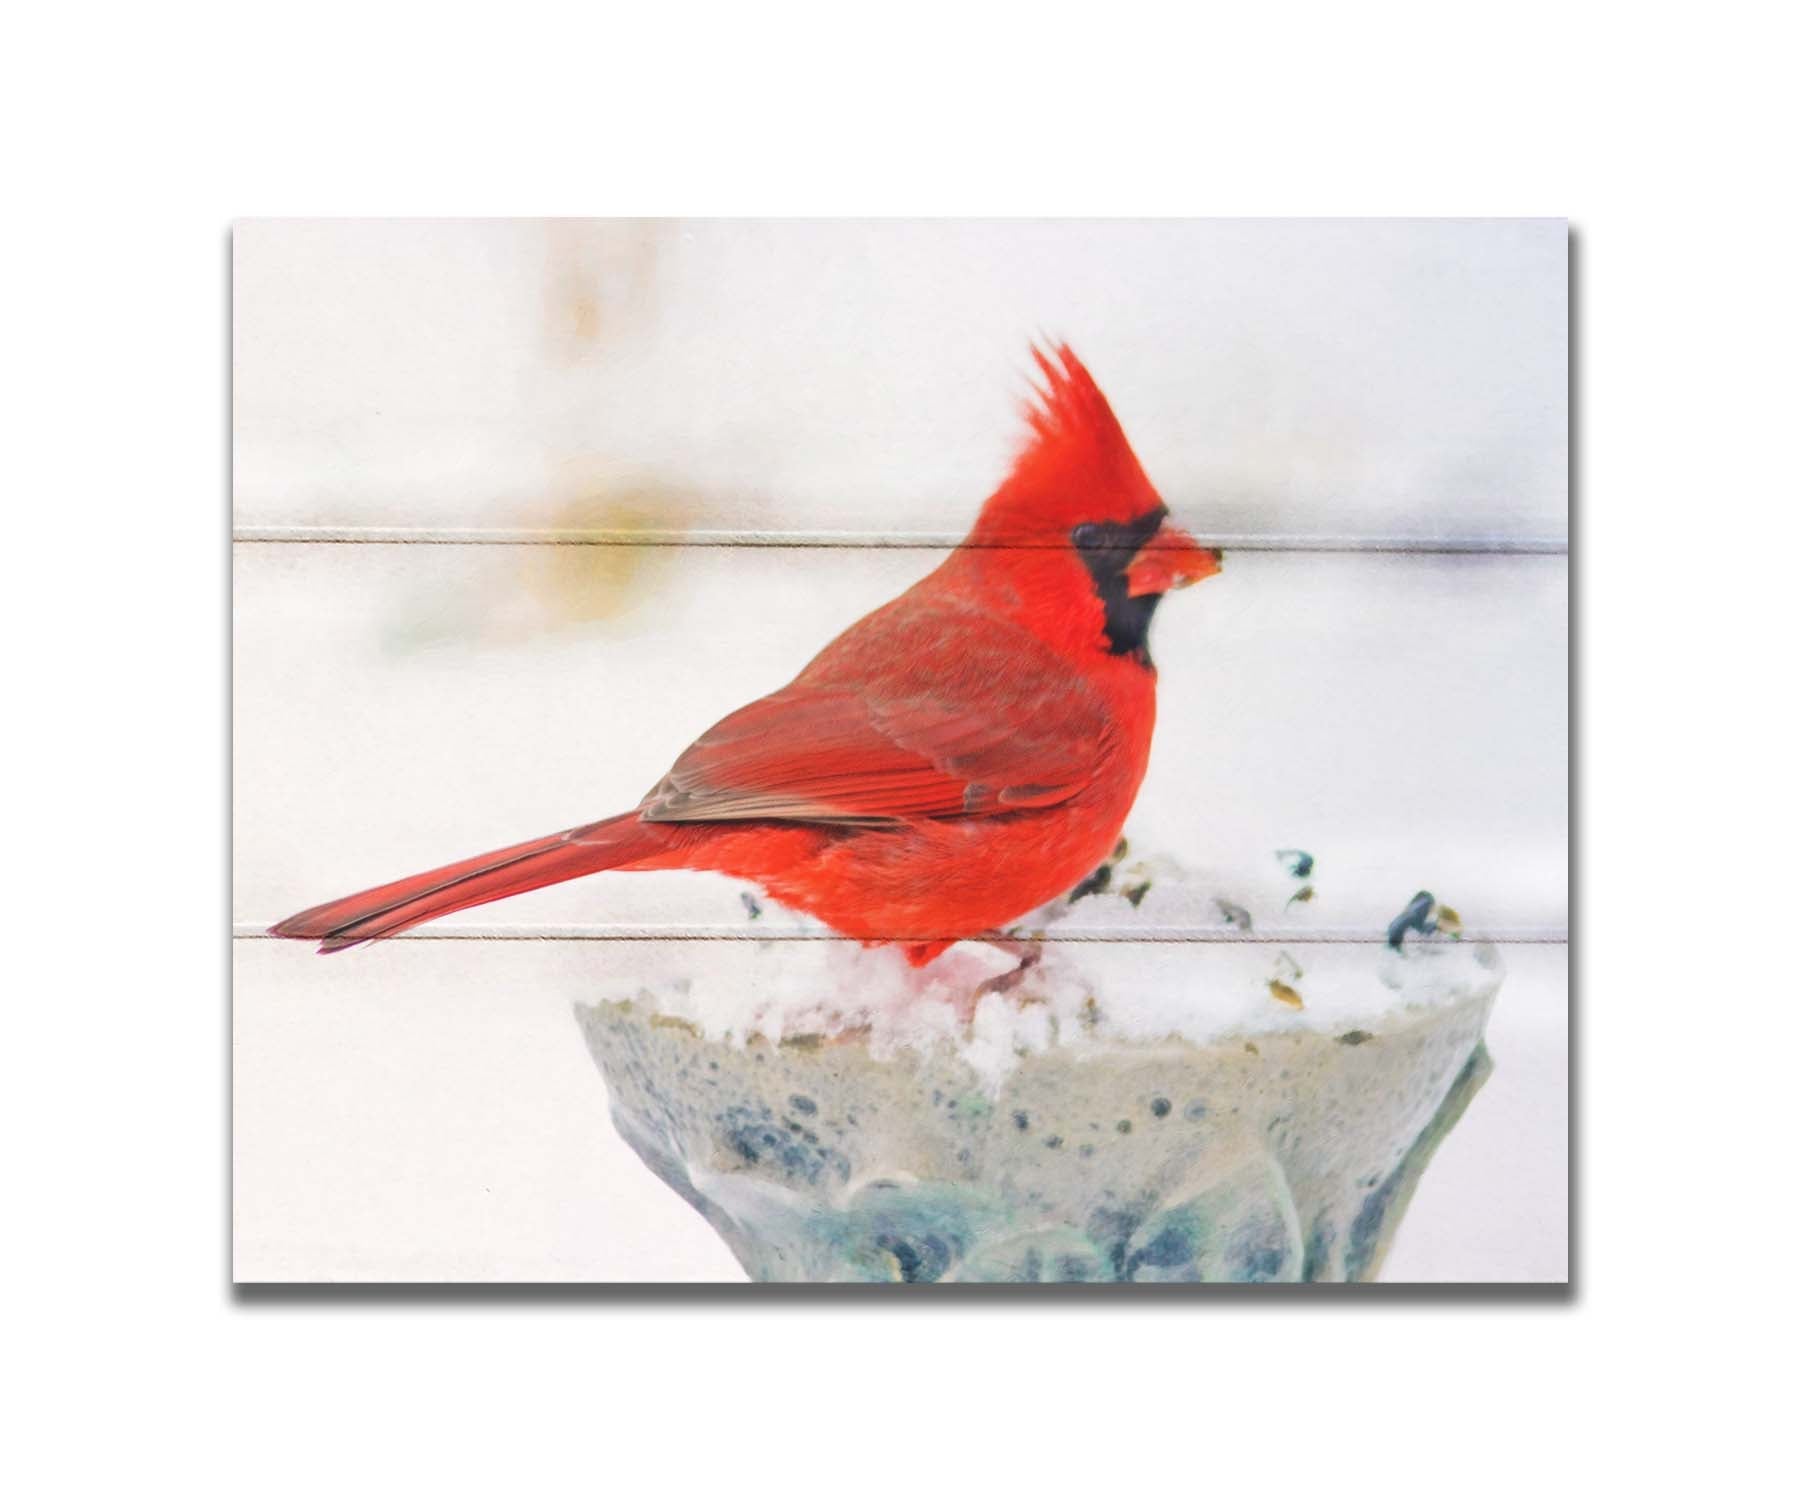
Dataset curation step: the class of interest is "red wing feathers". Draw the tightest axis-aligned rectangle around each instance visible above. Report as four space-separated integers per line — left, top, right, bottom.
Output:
639 606 1115 827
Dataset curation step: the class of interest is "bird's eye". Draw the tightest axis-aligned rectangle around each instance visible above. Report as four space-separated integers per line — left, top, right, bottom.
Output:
1071 523 1101 549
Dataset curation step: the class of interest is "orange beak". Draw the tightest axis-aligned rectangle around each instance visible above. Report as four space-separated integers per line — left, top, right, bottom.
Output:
1125 523 1222 598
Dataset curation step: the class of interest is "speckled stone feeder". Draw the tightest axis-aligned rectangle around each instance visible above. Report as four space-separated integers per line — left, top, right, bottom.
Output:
574 941 1501 1283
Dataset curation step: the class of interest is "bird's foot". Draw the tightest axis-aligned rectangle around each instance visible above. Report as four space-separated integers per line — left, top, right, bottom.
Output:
974 932 1045 998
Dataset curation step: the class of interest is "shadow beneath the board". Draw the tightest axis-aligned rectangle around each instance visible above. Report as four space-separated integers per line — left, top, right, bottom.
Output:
233 1278 1571 1306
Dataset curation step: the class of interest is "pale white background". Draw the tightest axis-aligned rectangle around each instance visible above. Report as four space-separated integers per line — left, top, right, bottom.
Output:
7 5 1795 1498
231 218 1567 1282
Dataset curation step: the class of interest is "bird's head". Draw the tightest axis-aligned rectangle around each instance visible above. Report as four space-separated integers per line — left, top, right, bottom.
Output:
964 344 1221 666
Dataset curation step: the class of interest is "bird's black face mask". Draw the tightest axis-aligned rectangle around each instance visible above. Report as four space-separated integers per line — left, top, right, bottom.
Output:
1070 505 1172 665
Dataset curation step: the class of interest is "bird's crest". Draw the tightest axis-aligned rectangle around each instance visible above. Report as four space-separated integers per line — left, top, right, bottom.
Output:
973 343 1162 545
1021 343 1123 447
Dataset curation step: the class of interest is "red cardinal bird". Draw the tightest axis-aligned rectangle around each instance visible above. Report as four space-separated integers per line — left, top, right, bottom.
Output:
272 345 1220 964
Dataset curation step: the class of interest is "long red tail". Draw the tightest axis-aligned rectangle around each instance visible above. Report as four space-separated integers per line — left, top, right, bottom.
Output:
268 812 666 953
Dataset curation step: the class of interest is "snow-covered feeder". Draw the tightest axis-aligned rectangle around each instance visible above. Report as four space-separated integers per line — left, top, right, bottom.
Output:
575 857 1501 1283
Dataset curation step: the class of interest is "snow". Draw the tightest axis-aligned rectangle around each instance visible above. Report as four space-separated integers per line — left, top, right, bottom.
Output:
619 847 1505 1088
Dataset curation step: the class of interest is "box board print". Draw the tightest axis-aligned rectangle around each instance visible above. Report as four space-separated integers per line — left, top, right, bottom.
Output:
233 219 1568 1284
